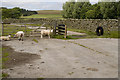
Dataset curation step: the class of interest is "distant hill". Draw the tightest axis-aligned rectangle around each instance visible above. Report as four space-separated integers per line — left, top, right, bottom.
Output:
37 10 62 14
21 10 63 19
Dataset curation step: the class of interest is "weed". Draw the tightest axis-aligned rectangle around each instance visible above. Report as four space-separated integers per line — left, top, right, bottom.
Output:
52 35 79 40
68 41 103 54
68 72 74 75
3 24 32 36
68 28 120 38
37 78 44 80
32 39 38 43
3 53 9 57
2 72 9 78
45 48 48 50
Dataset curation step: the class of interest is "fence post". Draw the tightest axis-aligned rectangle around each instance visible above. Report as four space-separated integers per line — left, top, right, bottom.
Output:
2 23 4 35
64 25 67 39
25 25 27 36
46 26 48 30
53 21 57 35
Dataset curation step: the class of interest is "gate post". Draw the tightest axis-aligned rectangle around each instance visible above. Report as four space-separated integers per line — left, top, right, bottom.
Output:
53 21 57 35
64 25 67 39
2 22 4 35
25 25 27 36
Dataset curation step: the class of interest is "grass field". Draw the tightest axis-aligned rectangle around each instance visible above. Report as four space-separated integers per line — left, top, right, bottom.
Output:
68 28 120 38
2 24 32 37
0 24 2 36
21 10 63 19
37 10 61 14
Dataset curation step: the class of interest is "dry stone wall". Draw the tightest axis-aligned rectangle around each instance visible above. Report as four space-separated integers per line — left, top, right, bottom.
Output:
3 18 119 32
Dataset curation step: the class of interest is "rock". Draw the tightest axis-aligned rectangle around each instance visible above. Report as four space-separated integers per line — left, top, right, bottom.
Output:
73 68 76 69
86 68 98 71
29 64 33 66
20 50 24 51
82 67 85 68
84 73 86 74
98 62 100 64
37 66 40 69
41 62 45 63
9 68 14 70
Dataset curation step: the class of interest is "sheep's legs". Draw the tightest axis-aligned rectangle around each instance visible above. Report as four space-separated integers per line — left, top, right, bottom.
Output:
18 37 21 41
41 35 43 38
18 37 24 41
18 39 21 41
48 35 50 39
21 37 23 41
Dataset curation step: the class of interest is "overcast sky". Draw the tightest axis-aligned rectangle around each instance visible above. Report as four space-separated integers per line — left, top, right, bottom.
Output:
1 0 99 10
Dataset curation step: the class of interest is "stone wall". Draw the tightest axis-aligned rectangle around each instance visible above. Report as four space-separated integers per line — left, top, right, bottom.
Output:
3 18 119 32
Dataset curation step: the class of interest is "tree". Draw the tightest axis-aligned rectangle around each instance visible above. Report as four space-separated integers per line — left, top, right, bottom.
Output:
1 7 38 19
62 2 75 18
86 10 95 19
62 1 119 19
2 9 11 19
72 2 82 19
99 2 118 19
80 2 91 19
94 5 103 19
10 9 21 18
117 1 120 18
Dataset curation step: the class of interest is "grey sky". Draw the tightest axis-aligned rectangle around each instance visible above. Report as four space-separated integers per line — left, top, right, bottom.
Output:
1 0 99 11
2 2 64 10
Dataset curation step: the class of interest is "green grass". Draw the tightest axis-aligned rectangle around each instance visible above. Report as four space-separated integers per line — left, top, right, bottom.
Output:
2 73 9 78
0 47 2 69
2 47 9 67
21 14 62 19
37 10 62 14
21 10 63 19
0 24 2 36
2 24 32 37
68 28 120 38
68 28 87 33
25 24 42 26
25 23 52 28
68 72 74 75
3 52 9 57
52 35 79 40
1 47 9 70
37 78 44 80
32 39 39 43
68 41 102 54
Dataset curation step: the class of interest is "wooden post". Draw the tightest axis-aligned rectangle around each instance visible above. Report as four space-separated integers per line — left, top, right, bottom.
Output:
2 23 4 36
25 25 26 34
64 25 67 39
25 25 27 33
46 26 48 30
53 21 57 35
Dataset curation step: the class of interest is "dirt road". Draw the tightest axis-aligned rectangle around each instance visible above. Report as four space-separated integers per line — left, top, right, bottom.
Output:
2 38 118 78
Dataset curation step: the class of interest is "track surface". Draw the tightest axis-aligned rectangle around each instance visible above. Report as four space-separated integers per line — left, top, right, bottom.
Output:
2 38 118 78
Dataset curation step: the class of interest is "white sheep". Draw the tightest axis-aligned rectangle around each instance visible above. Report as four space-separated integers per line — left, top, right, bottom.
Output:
14 31 24 41
0 35 11 41
41 29 53 38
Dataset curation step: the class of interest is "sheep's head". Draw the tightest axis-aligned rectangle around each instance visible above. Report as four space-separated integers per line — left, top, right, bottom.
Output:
8 34 11 38
51 29 53 33
14 34 17 38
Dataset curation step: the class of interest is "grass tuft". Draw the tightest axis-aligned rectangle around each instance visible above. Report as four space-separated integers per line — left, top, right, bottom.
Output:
2 73 9 78
68 28 120 38
32 39 39 43
2 24 32 37
52 35 79 40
